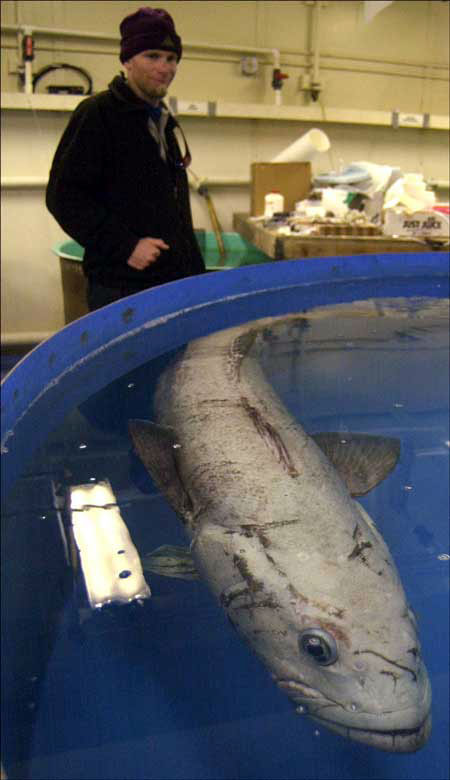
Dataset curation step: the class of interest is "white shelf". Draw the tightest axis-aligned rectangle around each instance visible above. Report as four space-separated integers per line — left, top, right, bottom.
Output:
1 92 85 112
1 92 448 131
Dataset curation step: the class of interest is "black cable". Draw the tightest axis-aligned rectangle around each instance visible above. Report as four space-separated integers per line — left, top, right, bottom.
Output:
32 63 93 94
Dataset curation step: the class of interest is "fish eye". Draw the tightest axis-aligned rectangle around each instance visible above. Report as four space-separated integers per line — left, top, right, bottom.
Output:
299 628 338 666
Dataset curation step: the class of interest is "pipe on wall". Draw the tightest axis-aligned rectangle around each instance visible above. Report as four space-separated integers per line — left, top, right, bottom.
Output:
3 23 283 102
2 23 118 42
310 1 322 99
2 23 447 74
3 176 448 193
1 177 251 190
1 331 55 346
2 23 279 56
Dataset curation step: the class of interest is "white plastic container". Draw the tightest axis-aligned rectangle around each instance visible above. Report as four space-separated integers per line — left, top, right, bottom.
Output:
383 208 449 237
271 129 330 163
264 191 285 217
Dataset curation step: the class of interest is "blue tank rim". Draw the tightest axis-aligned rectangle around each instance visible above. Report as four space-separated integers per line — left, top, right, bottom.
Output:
1 252 449 496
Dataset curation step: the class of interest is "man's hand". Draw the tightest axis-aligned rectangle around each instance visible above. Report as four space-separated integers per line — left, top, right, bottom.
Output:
127 237 170 270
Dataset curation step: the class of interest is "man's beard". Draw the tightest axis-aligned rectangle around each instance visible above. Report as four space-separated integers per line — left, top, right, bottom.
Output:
144 83 168 100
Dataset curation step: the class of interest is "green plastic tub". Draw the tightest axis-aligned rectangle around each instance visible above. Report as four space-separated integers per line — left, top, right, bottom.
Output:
194 230 271 270
52 233 271 323
53 231 271 271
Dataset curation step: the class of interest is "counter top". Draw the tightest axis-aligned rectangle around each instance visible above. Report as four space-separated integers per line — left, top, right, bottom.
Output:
233 213 448 261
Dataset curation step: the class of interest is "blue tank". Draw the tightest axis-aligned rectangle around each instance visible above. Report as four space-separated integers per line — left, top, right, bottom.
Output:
1 253 448 780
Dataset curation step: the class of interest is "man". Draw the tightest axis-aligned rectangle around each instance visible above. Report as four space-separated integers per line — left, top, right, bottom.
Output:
46 7 205 311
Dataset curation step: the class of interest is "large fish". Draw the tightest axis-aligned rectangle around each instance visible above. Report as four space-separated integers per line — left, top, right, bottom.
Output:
129 315 431 752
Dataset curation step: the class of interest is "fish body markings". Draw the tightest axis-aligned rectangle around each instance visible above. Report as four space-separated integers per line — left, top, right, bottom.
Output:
130 315 431 753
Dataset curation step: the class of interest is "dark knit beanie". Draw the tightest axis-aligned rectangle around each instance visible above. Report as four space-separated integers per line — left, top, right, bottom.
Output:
119 7 182 63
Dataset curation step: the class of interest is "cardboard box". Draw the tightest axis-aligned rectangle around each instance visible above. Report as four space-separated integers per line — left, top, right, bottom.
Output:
251 162 311 217
383 208 449 237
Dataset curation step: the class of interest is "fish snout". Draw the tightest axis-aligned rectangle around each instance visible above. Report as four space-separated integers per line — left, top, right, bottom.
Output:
277 660 431 753
322 668 430 752
313 710 432 753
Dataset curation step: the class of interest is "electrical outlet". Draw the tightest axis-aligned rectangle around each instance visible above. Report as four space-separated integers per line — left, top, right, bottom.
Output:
241 57 259 76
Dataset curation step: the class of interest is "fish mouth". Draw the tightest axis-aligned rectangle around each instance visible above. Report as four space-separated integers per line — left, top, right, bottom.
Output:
310 712 432 753
278 678 432 752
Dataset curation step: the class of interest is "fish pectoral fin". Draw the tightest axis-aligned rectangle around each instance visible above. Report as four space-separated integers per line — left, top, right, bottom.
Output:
312 432 401 496
129 419 193 516
142 545 200 581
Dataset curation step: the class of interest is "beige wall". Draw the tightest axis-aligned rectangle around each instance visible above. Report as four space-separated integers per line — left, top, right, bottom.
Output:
1 0 449 339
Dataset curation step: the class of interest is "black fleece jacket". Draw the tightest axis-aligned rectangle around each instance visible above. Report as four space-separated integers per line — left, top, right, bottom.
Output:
46 75 205 288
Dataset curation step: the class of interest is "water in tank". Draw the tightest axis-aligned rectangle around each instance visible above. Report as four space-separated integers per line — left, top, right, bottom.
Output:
1 255 448 780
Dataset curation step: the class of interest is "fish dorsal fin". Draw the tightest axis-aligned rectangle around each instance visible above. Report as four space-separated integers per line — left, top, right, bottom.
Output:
312 432 401 496
129 419 193 517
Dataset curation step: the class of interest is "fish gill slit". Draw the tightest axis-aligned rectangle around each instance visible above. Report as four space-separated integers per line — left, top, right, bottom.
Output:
241 396 299 477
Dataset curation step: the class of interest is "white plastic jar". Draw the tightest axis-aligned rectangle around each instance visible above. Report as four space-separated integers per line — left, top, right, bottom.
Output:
264 191 285 218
